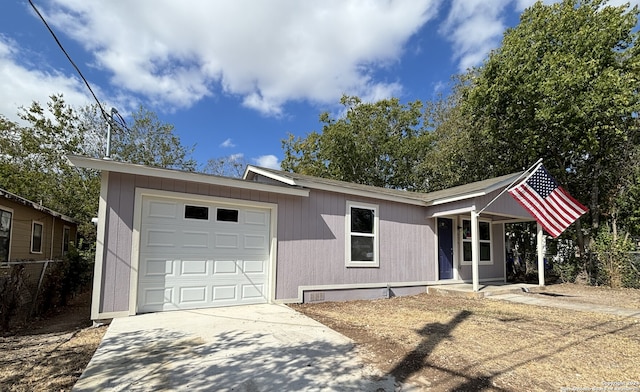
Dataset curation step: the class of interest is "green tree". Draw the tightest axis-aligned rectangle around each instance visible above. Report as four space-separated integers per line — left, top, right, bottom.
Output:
419 75 492 192
463 0 640 259
282 95 430 190
110 106 197 171
0 96 101 242
202 155 248 178
0 96 198 240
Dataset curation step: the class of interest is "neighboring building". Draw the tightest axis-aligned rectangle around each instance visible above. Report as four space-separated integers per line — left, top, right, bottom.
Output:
0 188 78 282
67 155 541 321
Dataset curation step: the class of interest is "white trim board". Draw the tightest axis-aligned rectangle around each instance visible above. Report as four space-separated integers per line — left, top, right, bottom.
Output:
91 172 109 320
67 155 309 198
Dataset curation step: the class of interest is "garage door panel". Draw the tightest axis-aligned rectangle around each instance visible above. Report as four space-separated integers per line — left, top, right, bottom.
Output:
212 285 237 301
147 200 178 219
213 259 238 274
242 260 265 274
182 231 209 248
244 234 267 250
215 233 239 249
179 286 207 303
145 229 177 247
244 210 268 226
142 287 173 307
141 258 175 277
180 259 209 276
241 284 265 300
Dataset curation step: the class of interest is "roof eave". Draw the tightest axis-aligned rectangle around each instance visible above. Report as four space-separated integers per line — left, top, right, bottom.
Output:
67 156 310 197
0 189 78 224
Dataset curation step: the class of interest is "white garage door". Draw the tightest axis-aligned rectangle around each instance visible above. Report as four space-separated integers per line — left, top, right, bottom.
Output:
137 195 271 313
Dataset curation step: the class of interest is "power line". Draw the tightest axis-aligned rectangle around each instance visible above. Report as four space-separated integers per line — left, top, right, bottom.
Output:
28 0 110 123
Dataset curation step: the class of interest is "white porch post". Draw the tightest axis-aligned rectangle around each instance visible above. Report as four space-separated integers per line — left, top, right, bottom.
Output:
537 222 545 287
471 211 480 292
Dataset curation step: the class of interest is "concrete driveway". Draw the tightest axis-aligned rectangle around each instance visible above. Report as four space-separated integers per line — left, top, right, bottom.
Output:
73 304 400 391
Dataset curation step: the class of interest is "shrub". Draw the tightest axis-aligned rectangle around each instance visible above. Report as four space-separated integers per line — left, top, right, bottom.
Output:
593 228 636 288
0 265 29 330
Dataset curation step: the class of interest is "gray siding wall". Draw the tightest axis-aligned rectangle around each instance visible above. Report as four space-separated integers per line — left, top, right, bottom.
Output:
457 223 505 281
100 172 436 312
275 189 435 300
426 190 530 220
475 190 531 219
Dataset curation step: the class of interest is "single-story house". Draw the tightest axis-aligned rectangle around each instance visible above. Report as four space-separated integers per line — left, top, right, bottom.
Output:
67 155 545 321
1 188 78 285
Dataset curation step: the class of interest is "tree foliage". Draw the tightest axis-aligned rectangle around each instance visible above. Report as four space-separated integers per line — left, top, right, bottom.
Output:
282 95 431 190
202 155 248 178
0 95 99 226
419 76 490 191
110 106 197 171
0 95 197 241
463 0 640 244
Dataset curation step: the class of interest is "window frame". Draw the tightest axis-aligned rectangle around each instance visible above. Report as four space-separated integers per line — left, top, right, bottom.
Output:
31 220 44 254
460 218 493 265
0 207 13 265
216 208 240 223
345 201 379 268
63 225 71 254
184 204 209 221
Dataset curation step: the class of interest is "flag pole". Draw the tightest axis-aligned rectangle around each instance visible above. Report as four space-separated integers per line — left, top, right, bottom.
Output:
476 158 543 216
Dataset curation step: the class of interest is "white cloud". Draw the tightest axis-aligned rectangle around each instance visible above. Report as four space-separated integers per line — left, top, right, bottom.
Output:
43 0 439 116
220 138 235 148
0 37 93 122
432 80 446 94
229 153 244 162
439 0 511 72
253 155 280 170
440 0 640 72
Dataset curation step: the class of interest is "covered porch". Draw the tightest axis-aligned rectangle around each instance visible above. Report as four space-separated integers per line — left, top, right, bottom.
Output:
424 173 547 292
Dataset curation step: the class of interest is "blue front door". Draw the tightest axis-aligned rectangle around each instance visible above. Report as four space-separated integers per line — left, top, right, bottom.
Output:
438 218 454 280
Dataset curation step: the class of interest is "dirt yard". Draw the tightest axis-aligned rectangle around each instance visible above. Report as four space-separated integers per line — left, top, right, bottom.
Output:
0 284 638 391
293 283 640 391
0 291 107 392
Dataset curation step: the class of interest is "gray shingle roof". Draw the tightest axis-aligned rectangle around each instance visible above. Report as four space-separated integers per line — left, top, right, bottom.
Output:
245 166 524 205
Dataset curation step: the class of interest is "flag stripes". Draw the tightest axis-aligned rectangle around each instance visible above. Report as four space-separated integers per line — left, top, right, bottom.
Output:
508 164 588 238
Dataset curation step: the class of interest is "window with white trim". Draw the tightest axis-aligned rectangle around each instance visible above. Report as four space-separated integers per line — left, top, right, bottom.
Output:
0 209 12 264
461 218 493 265
31 221 43 254
346 201 379 267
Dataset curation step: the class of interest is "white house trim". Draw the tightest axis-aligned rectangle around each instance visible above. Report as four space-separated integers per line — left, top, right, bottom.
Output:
67 155 309 198
91 171 109 320
243 166 298 186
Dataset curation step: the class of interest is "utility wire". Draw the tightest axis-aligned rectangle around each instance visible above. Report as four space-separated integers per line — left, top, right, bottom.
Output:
28 0 110 124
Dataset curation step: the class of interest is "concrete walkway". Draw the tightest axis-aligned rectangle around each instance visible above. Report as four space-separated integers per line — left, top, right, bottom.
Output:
73 304 404 392
426 282 542 298
487 292 640 319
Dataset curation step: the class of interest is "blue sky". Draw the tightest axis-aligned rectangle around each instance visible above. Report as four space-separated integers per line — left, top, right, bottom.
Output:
1 0 636 170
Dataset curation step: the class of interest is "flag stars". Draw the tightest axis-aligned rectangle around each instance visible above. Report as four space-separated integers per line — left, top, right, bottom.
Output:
527 167 558 198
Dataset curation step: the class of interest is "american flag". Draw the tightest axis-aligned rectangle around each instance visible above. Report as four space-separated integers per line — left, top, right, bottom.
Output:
508 164 588 238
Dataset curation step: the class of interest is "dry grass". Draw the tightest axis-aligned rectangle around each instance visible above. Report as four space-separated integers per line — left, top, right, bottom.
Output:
0 292 107 392
292 284 640 391
1 284 638 391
